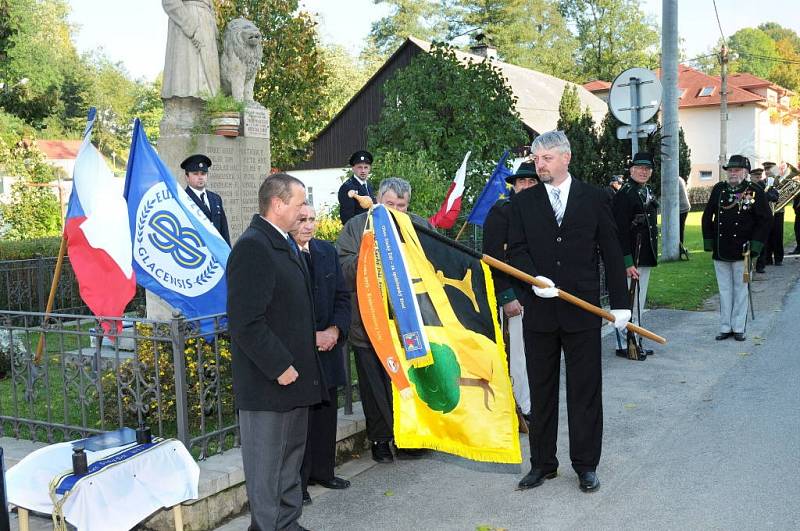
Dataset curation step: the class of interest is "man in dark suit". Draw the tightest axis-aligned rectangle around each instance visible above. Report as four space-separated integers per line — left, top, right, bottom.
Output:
507 130 630 493
182 153 231 245
337 150 376 224
227 173 325 531
291 203 352 505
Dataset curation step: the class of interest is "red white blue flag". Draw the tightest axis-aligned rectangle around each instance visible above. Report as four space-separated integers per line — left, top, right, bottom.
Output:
64 108 136 331
429 151 470 229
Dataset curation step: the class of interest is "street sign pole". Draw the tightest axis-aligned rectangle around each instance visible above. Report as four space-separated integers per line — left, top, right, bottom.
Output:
629 76 640 156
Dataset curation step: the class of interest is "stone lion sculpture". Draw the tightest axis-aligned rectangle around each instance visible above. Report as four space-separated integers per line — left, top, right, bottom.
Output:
220 18 263 103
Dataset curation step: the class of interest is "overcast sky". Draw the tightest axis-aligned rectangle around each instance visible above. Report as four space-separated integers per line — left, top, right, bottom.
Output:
67 0 799 81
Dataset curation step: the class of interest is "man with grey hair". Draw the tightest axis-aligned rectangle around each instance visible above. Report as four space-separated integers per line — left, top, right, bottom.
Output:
337 177 428 463
508 130 630 493
228 173 325 531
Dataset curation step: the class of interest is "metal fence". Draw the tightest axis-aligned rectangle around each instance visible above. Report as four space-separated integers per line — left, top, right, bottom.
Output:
0 256 145 314
0 309 358 460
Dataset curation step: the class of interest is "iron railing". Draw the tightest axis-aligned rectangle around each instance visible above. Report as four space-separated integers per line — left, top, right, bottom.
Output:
0 309 359 459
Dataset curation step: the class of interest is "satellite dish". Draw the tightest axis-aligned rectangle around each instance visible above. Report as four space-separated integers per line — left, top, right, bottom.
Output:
608 67 663 125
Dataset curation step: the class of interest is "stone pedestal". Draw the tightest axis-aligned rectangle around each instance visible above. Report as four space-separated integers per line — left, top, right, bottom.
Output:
147 130 270 320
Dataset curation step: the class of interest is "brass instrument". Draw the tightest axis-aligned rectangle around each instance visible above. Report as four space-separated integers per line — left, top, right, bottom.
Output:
771 162 800 213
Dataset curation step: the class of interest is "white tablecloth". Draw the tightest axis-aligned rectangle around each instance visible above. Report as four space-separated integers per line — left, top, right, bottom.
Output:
7 438 199 531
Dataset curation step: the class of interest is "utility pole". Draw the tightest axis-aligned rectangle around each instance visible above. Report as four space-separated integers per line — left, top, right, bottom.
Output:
718 45 729 179
661 0 680 262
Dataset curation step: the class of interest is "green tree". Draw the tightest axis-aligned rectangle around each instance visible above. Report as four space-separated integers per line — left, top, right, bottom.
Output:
560 0 659 82
758 22 800 53
450 0 578 80
556 84 599 183
727 28 779 79
769 39 800 91
368 43 528 205
596 112 629 182
318 44 371 123
368 0 451 56
215 0 330 168
0 139 62 240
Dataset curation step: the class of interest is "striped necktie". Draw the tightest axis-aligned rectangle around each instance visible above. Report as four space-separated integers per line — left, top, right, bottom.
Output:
550 187 564 226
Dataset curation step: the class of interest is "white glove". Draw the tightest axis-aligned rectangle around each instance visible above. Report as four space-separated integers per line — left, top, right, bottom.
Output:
767 177 775 187
532 276 559 298
610 309 631 331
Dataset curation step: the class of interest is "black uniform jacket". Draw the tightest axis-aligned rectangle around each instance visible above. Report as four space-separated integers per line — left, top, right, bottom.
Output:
507 178 628 333
185 186 231 245
227 215 326 411
701 181 772 261
337 176 375 224
612 181 659 267
308 238 351 388
482 198 523 305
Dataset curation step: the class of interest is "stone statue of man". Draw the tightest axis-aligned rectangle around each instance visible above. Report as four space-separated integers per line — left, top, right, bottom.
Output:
161 0 221 99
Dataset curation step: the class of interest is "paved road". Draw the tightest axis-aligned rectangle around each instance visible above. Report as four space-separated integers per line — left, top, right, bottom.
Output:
220 257 800 531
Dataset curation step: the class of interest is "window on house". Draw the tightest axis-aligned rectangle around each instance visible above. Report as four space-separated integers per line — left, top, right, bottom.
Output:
0 176 4 194
679 88 687 99
698 86 715 97
307 186 314 207
700 171 713 180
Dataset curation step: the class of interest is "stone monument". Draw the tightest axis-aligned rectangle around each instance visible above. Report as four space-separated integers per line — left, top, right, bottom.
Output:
150 8 270 320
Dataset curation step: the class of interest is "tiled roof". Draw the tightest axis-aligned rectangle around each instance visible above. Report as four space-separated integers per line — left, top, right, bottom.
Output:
583 80 612 91
35 140 82 159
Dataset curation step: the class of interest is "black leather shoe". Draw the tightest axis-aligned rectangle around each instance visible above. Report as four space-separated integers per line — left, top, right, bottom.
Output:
309 476 351 489
396 448 428 460
756 266 766 274
734 333 746 341
371 441 393 463
302 491 312 505
715 332 734 340
517 468 557 490
792 247 800 255
616 348 646 361
775 261 783 266
578 471 600 492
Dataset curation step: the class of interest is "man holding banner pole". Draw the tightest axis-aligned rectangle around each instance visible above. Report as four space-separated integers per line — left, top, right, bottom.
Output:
508 130 630 493
337 177 429 463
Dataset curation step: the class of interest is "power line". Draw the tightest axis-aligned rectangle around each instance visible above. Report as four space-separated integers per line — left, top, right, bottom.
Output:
711 0 726 44
735 51 800 66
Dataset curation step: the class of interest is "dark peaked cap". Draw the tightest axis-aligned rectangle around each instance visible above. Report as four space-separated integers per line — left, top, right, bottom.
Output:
181 154 212 172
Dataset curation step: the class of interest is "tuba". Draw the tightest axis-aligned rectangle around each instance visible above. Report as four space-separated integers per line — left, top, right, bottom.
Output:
771 162 800 213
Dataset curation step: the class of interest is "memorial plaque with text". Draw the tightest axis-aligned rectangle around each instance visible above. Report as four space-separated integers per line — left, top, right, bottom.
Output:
243 106 270 139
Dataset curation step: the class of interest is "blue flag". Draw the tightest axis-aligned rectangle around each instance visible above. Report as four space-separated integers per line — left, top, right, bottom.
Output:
466 151 513 227
123 119 229 329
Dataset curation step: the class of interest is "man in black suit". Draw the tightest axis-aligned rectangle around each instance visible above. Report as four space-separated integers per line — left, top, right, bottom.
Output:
227 173 325 531
181 153 231 245
291 202 352 505
337 150 376 224
507 130 630 493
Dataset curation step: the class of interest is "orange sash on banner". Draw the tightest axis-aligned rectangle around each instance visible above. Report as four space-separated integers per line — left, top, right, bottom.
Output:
356 230 412 397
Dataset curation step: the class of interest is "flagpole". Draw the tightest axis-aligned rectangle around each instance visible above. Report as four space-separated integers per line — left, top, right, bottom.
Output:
35 234 67 364
348 192 666 345
454 221 469 241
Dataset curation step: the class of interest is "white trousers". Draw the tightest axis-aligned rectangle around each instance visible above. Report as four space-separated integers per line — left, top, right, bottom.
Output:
505 313 531 415
615 266 652 348
713 260 749 334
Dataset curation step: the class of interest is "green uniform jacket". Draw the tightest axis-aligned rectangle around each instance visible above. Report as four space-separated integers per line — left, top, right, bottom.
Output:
612 181 659 268
701 180 772 261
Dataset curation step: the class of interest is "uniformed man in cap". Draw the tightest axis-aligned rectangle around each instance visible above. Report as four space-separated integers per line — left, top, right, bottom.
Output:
702 155 772 341
181 154 230 245
761 161 785 267
612 152 659 359
338 150 376 224
482 161 539 425
749 167 779 274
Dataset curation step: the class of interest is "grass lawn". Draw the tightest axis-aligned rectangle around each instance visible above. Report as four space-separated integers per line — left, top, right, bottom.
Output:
647 209 797 310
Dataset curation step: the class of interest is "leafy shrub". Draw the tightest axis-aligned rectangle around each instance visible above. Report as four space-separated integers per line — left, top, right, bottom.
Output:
315 210 343 242
0 236 62 259
688 186 712 208
101 324 233 429
0 329 25 378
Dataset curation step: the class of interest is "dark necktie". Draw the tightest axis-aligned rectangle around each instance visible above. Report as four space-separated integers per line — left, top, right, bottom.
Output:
286 235 299 257
302 249 312 271
200 192 209 210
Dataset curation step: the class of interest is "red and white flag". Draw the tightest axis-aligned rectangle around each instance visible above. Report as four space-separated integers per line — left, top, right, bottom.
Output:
64 109 136 332
429 151 470 229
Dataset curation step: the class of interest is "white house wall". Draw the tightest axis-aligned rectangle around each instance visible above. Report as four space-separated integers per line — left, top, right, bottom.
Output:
291 167 350 215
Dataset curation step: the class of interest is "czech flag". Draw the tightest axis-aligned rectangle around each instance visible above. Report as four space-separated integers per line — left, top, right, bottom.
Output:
429 151 470 229
64 108 136 332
